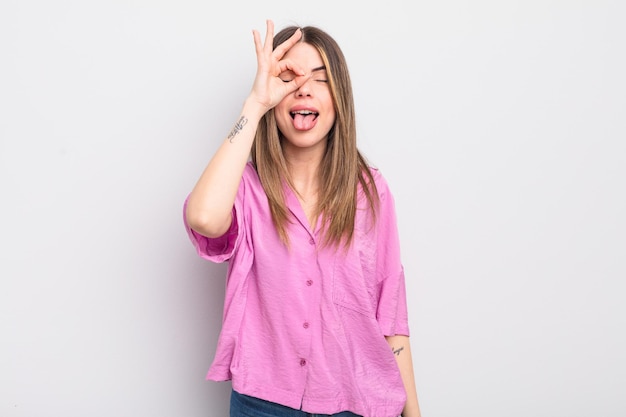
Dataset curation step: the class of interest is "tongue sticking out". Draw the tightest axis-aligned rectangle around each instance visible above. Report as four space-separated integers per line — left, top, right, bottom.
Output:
293 113 317 130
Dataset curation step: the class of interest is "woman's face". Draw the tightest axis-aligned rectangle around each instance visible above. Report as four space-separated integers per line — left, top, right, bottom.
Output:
275 42 336 157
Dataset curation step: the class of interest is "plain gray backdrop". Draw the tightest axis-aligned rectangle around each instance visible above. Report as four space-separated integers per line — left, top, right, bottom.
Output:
1 1 624 416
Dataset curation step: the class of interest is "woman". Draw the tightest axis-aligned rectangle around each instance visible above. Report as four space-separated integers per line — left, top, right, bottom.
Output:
184 20 421 417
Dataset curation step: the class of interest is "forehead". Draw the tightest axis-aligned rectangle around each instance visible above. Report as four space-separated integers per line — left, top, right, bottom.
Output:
283 42 325 70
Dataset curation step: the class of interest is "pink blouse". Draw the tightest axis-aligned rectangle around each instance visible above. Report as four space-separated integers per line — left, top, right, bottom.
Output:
183 162 410 417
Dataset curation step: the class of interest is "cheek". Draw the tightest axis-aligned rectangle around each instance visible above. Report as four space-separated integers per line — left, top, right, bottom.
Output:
274 106 291 132
326 108 337 128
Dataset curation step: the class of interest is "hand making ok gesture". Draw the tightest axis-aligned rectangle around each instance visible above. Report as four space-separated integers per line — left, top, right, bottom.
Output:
248 20 312 113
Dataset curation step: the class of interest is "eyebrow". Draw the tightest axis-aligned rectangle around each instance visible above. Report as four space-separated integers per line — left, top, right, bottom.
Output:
311 66 326 72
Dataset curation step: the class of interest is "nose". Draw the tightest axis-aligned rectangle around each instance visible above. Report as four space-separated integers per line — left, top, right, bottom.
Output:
295 79 312 97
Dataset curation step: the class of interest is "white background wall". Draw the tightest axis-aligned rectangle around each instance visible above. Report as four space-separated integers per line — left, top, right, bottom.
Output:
1 1 624 416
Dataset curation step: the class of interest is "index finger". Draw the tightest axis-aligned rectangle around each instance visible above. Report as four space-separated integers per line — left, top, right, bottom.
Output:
272 26 303 60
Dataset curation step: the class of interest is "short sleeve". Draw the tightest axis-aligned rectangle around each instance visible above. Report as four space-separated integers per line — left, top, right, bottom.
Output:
182 194 243 264
373 172 410 336
377 267 410 336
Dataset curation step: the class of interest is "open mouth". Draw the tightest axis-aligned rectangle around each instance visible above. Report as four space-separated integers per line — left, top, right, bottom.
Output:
290 110 319 119
290 110 319 130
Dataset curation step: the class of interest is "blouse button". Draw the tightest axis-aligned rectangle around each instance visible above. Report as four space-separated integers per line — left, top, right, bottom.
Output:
303 322 309 329
300 359 307 366
308 238 315 245
306 280 313 286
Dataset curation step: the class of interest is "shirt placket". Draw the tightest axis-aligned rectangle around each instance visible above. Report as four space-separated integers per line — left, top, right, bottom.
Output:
285 189 323 400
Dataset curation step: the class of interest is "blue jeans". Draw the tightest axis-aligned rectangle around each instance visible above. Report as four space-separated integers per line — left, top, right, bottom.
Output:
229 390 362 417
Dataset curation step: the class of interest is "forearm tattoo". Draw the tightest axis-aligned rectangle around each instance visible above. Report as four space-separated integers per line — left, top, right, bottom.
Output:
392 346 405 356
228 116 248 143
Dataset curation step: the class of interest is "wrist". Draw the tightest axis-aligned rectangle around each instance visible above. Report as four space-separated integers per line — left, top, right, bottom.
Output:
242 96 270 121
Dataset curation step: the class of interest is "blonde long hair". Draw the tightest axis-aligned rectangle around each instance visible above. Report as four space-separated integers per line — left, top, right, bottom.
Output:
251 25 378 248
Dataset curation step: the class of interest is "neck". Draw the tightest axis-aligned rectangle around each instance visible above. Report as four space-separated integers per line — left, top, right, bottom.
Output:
288 158 319 198
283 144 325 197
286 155 321 229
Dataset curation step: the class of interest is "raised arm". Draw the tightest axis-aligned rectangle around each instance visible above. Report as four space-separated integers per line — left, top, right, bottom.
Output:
185 20 312 237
